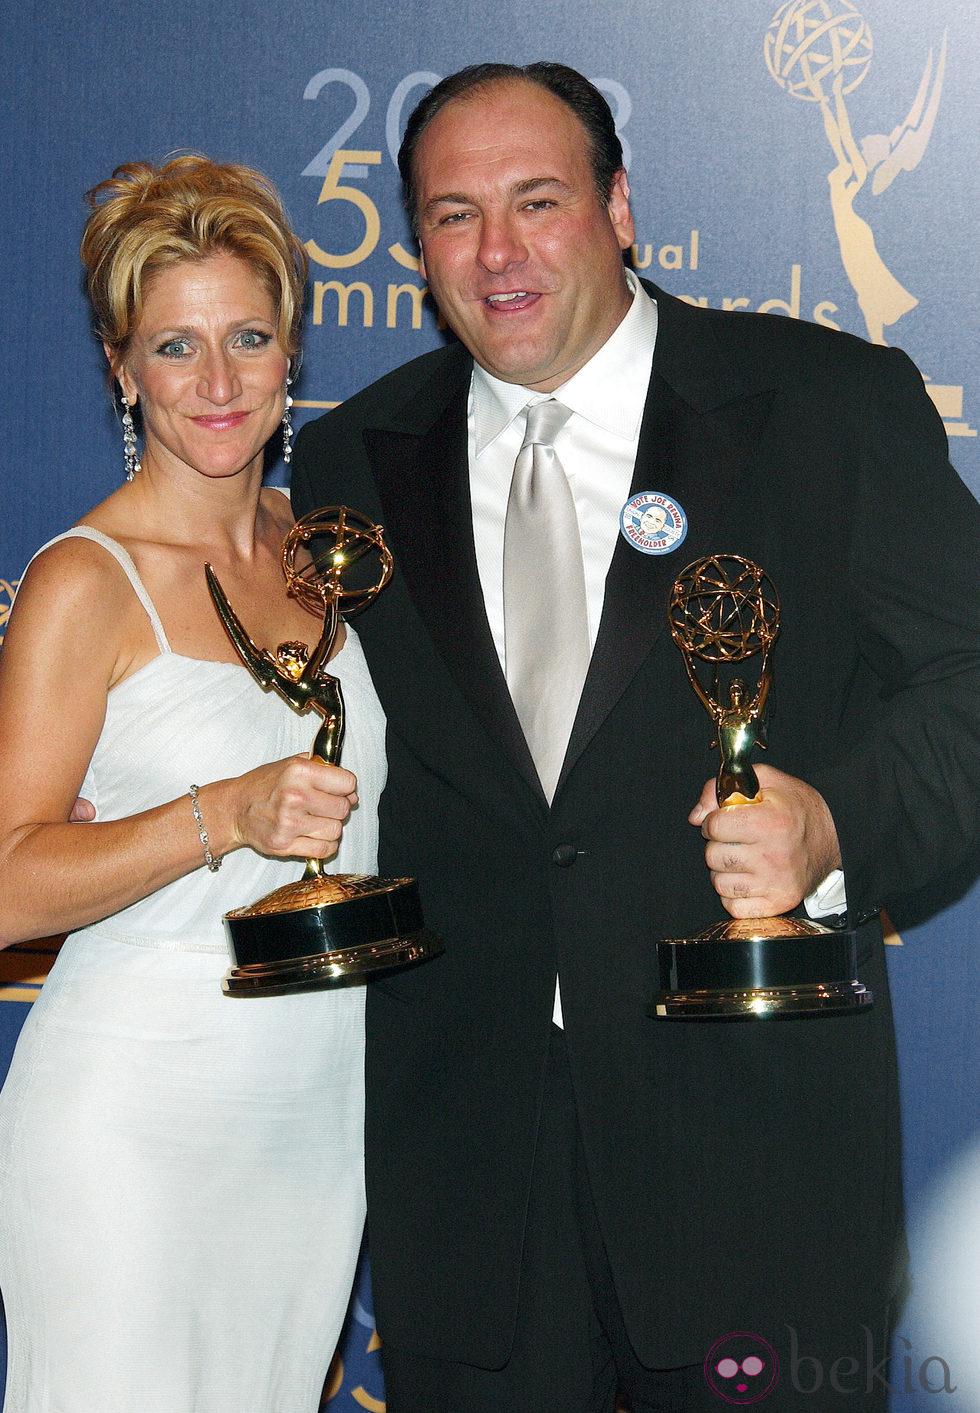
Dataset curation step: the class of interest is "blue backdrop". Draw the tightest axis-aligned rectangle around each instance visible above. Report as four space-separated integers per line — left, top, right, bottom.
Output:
2 1 978 1407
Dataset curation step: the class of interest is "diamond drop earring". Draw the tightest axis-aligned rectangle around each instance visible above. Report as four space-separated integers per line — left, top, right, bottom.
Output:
281 376 294 465
120 394 141 481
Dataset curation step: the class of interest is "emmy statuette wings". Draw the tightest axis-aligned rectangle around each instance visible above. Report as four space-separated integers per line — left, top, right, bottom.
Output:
205 506 441 996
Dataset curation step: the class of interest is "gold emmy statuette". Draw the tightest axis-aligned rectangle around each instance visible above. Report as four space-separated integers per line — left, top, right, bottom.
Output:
650 554 871 1019
205 506 441 997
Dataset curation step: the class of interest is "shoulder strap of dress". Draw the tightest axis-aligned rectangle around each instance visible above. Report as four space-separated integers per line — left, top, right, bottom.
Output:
27 527 171 654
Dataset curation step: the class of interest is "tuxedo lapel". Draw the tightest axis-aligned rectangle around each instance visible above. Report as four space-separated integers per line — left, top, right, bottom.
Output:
361 347 544 798
560 288 778 788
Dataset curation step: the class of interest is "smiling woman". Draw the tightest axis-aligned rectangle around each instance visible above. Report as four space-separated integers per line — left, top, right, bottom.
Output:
0 156 384 1412
111 252 289 488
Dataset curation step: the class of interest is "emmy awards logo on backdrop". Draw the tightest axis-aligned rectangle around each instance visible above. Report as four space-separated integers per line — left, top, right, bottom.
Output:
764 2 974 438
765 0 944 347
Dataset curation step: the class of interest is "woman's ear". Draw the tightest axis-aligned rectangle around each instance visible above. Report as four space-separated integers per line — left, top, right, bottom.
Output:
105 345 137 407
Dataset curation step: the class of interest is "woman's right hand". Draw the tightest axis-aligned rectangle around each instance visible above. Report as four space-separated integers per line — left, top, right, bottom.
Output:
71 757 358 864
213 756 359 864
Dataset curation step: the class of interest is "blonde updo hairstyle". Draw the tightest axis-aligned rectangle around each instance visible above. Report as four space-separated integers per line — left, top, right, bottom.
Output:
80 154 308 370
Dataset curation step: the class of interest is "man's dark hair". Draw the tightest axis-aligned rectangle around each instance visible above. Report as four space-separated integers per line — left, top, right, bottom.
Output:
398 62 625 233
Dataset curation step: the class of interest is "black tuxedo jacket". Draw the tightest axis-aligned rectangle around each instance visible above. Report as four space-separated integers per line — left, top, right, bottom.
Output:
291 283 980 1367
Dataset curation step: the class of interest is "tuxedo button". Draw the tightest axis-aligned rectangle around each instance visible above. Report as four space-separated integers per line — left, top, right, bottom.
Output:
551 844 579 867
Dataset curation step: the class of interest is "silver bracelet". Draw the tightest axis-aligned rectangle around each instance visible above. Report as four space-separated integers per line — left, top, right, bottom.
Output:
188 784 221 872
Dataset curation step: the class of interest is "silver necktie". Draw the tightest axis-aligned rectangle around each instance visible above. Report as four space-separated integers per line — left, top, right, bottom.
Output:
503 399 591 802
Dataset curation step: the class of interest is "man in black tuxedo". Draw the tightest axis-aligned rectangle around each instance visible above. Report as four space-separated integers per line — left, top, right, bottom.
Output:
290 62 980 1412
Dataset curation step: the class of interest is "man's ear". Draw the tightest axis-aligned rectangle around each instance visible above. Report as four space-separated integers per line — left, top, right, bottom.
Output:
607 169 635 251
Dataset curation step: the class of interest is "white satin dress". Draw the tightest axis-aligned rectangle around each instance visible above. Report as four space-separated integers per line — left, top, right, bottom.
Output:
0 528 385 1412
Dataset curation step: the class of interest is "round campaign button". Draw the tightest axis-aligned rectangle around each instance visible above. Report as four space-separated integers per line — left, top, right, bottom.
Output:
619 492 688 555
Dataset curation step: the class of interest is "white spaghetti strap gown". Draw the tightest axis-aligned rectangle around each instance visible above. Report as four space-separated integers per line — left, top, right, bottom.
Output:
0 527 384 1412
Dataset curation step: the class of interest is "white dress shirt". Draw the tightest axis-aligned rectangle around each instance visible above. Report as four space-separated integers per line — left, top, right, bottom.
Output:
469 269 657 663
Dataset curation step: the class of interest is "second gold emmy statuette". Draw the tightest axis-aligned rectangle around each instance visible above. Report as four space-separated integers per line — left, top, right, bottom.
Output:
206 506 441 997
650 554 871 1020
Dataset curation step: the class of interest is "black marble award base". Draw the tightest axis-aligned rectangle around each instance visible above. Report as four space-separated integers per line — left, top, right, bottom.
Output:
651 916 871 1019
222 873 441 996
